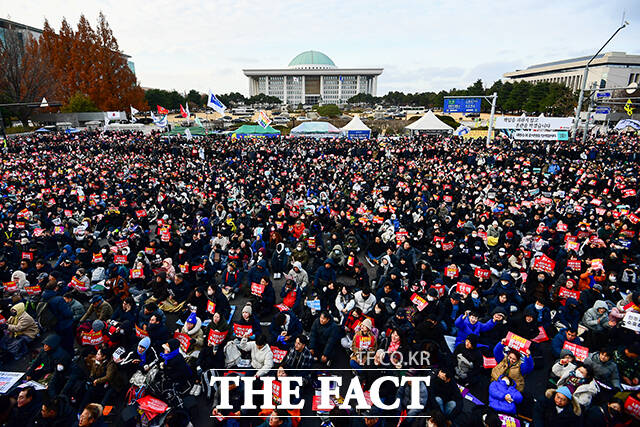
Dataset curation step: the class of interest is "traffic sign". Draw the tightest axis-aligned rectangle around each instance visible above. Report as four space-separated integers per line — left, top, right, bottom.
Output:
595 107 611 114
596 92 611 99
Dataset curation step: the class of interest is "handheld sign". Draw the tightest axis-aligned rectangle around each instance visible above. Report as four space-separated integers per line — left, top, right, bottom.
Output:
410 293 428 311
505 332 531 355
562 341 589 362
207 329 228 346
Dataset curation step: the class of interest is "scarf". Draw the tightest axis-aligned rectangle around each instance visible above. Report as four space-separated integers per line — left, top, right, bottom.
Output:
137 349 147 364
161 348 180 364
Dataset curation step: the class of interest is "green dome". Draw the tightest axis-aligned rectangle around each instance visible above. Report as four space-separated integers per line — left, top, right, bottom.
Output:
288 51 336 69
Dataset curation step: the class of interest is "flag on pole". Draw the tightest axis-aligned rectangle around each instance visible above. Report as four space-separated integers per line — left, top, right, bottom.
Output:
185 128 193 140
151 112 168 127
257 110 271 129
180 104 188 119
185 103 190 119
454 125 471 136
195 117 208 134
157 105 169 115
130 106 139 123
104 113 110 127
207 90 226 115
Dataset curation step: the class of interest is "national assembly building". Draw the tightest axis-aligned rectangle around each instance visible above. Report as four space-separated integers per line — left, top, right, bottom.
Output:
243 50 383 105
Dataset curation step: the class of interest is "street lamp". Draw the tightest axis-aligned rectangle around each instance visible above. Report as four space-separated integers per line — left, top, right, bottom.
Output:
571 21 629 141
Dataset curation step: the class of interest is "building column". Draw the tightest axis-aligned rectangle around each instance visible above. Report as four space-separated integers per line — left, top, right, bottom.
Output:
302 76 306 104
373 76 377 96
265 76 270 96
338 77 342 103
284 76 288 104
320 75 324 103
356 75 361 94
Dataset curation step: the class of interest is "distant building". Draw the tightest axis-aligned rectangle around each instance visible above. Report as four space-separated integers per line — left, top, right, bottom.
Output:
503 52 640 91
0 17 136 75
243 50 383 105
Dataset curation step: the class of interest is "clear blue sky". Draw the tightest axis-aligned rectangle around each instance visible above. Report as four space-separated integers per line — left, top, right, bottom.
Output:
4 0 640 96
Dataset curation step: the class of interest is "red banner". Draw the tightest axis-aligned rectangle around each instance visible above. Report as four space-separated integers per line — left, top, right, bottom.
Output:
130 269 144 279
558 287 580 301
145 247 156 255
445 265 459 278
456 282 474 296
114 255 127 265
92 253 104 263
355 335 374 350
430 284 446 297
207 329 228 346
115 239 129 249
81 330 104 346
410 293 428 311
533 255 555 273
272 380 282 404
567 259 581 271
206 300 216 314
483 355 497 368
474 268 490 279
21 252 33 261
24 285 42 295
251 282 265 297
624 396 640 420
174 332 191 353
135 325 148 338
531 326 549 343
562 341 589 361
233 323 253 338
505 332 531 355
270 346 288 364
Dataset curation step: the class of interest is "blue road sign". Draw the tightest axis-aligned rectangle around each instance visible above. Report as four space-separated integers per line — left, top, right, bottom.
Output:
595 107 611 114
444 98 482 113
596 92 611 98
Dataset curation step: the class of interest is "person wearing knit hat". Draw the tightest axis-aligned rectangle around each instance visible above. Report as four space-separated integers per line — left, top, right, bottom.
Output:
160 338 193 386
533 385 582 426
242 304 252 316
91 319 105 332
350 317 376 372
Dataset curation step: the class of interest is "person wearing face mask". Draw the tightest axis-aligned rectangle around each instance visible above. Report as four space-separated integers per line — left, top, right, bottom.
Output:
523 297 552 332
491 339 533 392
0 302 38 360
533 386 582 426
557 364 598 407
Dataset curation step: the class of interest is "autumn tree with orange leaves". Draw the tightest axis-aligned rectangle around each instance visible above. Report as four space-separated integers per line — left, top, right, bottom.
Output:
40 13 147 112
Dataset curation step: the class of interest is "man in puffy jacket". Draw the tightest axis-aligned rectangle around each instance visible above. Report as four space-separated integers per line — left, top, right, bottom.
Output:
488 376 523 415
309 311 340 365
551 328 583 358
454 310 497 347
1 302 38 359
584 349 620 389
314 259 336 288
25 335 71 398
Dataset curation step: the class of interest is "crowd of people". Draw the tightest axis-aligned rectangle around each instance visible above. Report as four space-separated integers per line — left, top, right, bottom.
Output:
0 128 638 427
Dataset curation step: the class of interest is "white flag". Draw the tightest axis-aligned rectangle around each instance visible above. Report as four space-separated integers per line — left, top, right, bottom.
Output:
185 128 193 140
130 106 139 123
207 90 226 115
151 112 167 127
104 113 110 127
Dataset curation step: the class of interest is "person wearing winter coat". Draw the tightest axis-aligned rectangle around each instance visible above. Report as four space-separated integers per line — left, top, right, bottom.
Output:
269 310 303 349
176 312 204 363
63 292 85 322
551 350 578 381
117 336 159 376
353 288 377 315
30 395 76 427
160 338 193 390
237 334 274 377
279 279 302 312
551 328 584 358
314 258 337 288
584 349 621 389
82 346 127 407
1 302 38 359
582 301 612 350
491 341 534 392
453 334 483 385
309 311 340 364
557 364 599 407
270 242 289 279
429 368 463 418
25 335 71 398
532 386 582 427
454 310 497 347
488 376 523 415
79 295 113 323
287 261 309 290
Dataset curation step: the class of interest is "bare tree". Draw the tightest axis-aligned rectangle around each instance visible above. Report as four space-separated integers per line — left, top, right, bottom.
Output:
0 28 57 126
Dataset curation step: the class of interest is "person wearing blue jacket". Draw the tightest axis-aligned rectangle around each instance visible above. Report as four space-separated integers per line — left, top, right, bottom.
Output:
523 298 553 331
41 292 75 354
489 375 523 414
554 297 582 330
454 309 497 347
247 259 270 286
551 327 584 358
314 258 337 288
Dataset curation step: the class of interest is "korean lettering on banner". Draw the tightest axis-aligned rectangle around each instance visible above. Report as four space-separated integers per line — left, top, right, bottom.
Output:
115 239 128 249
474 268 491 279
130 269 144 279
24 285 42 295
557 223 568 232
396 231 408 246
145 247 156 255
250 282 265 297
306 299 321 311
498 414 521 427
136 210 147 218
456 282 474 296
566 240 579 251
92 253 104 263
114 255 127 265
567 259 581 271
207 329 228 346
533 255 555 273
410 293 428 311
173 332 191 353
442 241 454 251
233 323 252 338
135 325 148 338
622 189 637 198
628 213 640 224
206 300 216 314
347 256 355 267
624 396 640 420
622 311 640 332
562 341 589 362
33 228 44 237
505 332 531 355
558 287 581 301
430 284 446 297
270 346 288 364
81 330 104 346
591 259 604 270
272 380 282 405
478 231 487 240
483 355 497 369
70 276 85 290
64 209 72 217
179 264 189 274
307 236 316 249
532 326 549 343
445 265 459 279
275 303 289 312
21 252 33 261
356 335 373 350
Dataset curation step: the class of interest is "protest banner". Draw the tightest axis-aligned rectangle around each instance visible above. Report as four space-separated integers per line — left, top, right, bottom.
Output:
562 341 589 362
505 332 531 354
207 329 228 346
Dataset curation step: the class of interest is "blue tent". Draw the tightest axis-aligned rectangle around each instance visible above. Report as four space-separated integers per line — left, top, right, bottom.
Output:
35 128 51 133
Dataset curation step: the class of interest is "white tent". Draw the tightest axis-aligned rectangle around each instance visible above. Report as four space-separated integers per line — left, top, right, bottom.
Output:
405 110 453 134
341 115 371 138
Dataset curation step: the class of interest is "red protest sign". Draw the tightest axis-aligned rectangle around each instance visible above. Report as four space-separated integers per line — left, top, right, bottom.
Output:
355 335 374 350
207 329 228 346
531 326 549 343
483 355 497 369
558 287 580 302
410 293 428 311
69 276 86 290
92 253 104 263
275 303 289 312
24 285 42 295
136 210 147 218
114 255 127 265
206 300 216 314
505 332 531 355
567 259 581 271
135 325 148 338
556 223 568 232
173 332 191 353
474 268 490 279
562 341 589 361
442 241 454 251
445 265 459 278
270 346 288 364
130 269 144 279
81 330 104 346
115 239 128 249
21 252 33 261
430 284 446 297
456 282 474 296
250 282 265 297
233 323 253 338
272 380 282 405
144 247 156 255
624 396 640 420
533 255 555 273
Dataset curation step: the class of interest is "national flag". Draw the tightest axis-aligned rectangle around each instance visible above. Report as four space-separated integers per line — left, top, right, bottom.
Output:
104 113 110 127
130 106 139 123
151 112 167 127
185 128 193 140
454 125 470 136
207 90 226 115
257 110 271 129
157 105 169 115
180 104 188 119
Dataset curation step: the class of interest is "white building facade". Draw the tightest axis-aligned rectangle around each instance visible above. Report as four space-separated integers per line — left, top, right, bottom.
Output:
243 50 383 105
503 52 640 91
